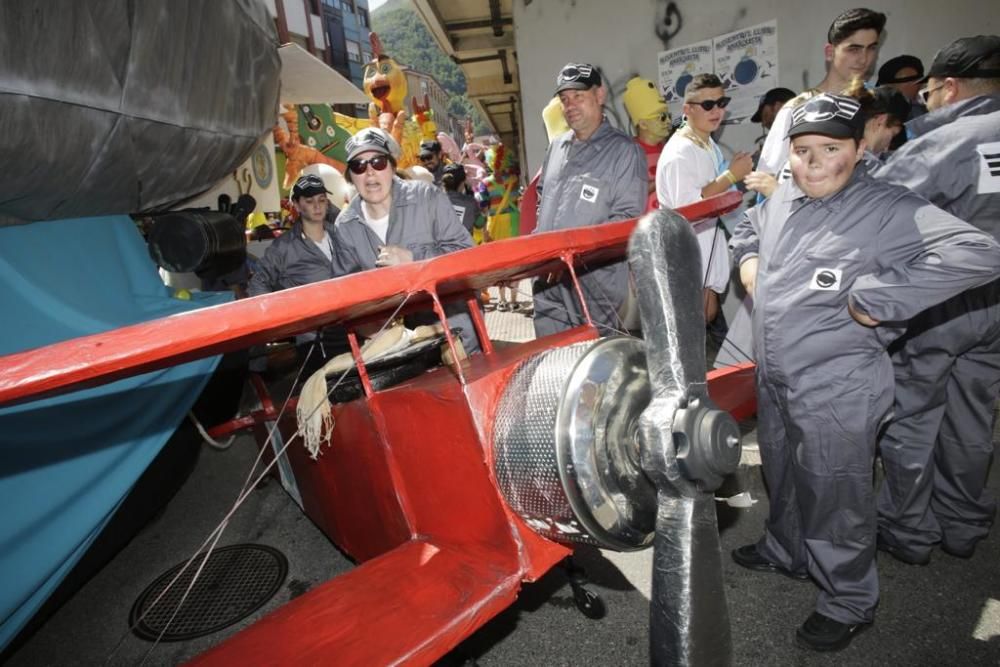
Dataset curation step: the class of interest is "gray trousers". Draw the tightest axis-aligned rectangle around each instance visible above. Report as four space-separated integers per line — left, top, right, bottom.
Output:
877 281 1000 557
756 365 892 624
533 262 629 338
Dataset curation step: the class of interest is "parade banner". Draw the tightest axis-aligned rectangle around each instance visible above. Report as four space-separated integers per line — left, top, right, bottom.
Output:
713 20 779 124
657 39 715 120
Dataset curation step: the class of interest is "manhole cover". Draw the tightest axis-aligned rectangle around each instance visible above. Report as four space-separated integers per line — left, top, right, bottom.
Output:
129 544 288 642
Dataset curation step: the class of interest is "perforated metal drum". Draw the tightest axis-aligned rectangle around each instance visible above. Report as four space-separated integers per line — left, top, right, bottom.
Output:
492 337 657 550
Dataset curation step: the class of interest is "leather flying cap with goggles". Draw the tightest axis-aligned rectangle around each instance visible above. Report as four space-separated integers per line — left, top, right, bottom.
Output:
787 94 864 140
345 127 401 163
555 63 602 94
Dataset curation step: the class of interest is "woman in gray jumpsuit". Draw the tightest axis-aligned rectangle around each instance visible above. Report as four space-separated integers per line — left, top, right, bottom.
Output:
332 128 480 354
729 93 1000 652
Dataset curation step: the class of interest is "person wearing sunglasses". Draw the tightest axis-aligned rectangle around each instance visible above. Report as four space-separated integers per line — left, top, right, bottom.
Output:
532 62 647 338
332 127 480 354
876 54 927 129
417 139 446 185
623 76 672 202
870 35 1000 570
730 91 1000 652
656 73 753 326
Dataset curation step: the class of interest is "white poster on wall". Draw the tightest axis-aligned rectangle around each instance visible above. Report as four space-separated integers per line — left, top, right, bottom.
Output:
713 20 779 124
657 39 715 121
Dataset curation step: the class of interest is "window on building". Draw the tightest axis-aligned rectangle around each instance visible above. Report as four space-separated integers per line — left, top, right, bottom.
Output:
342 0 356 13
322 0 341 7
359 9 369 27
346 40 362 63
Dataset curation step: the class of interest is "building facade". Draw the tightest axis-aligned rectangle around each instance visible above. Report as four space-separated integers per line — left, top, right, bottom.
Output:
403 68 461 139
266 0 372 115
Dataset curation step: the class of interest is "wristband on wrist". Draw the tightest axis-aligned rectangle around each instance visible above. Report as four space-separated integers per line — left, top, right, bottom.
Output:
722 169 738 185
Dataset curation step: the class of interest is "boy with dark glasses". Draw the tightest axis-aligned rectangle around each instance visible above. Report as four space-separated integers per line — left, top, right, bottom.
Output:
333 128 481 354
656 73 752 326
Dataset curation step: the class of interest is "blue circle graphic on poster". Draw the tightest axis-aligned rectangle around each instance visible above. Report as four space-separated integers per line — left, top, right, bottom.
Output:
675 73 693 97
734 57 759 85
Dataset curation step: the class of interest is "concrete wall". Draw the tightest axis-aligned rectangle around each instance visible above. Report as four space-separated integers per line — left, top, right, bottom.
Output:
514 0 998 174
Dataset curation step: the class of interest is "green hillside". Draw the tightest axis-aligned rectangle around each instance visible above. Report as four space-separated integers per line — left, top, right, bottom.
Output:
371 0 488 134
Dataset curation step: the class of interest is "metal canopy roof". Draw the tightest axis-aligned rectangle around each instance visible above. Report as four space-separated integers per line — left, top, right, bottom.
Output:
410 0 521 155
278 43 370 105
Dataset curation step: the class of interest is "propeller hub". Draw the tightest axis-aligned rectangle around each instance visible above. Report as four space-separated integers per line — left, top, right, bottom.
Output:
672 396 742 492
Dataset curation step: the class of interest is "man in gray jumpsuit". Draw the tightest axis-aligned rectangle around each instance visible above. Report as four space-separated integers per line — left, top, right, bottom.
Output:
872 36 1000 564
729 93 1000 651
532 63 647 337
333 128 480 354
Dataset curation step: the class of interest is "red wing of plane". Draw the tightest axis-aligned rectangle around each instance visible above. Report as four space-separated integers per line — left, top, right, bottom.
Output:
0 193 755 666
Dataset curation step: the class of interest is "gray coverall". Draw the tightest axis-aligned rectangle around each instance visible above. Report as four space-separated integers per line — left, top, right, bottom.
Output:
333 177 481 354
872 94 1000 558
248 220 344 296
532 119 647 337
730 166 1000 624
248 219 350 358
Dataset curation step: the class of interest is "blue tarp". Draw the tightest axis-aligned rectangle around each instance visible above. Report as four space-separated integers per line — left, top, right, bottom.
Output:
0 215 231 650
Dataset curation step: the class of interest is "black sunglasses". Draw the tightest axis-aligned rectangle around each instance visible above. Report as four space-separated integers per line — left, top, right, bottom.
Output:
689 96 732 111
348 154 390 175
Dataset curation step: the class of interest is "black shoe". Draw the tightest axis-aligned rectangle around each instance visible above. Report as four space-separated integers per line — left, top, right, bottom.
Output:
876 534 930 566
941 541 976 559
796 612 870 652
731 544 810 581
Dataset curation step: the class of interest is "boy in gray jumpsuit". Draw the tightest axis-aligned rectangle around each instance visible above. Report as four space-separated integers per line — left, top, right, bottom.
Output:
729 93 1000 651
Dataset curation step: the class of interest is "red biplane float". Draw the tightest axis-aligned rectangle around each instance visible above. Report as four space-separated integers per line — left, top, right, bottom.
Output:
0 1 755 665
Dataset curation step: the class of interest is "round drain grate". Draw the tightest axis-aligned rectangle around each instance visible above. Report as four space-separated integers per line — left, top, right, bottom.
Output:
129 543 288 642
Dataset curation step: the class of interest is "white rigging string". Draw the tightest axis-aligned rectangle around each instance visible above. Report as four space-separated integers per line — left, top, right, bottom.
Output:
106 295 414 664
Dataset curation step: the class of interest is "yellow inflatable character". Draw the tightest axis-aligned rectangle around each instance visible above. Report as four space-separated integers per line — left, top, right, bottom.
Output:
622 77 672 193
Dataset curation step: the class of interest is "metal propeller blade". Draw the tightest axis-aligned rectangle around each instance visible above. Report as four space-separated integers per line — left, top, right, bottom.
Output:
628 208 741 666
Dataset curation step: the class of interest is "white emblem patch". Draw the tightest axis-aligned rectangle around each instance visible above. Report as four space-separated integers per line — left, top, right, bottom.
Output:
809 267 842 291
976 141 1000 195
452 205 465 222
580 184 599 203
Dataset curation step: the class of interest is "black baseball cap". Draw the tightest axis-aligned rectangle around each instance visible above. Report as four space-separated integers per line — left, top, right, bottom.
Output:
419 139 442 154
750 87 796 122
787 93 865 140
291 174 331 200
554 63 602 94
877 55 924 85
924 35 1000 81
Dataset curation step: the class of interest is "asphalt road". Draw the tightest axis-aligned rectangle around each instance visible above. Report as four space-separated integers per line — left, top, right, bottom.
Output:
7 419 999 666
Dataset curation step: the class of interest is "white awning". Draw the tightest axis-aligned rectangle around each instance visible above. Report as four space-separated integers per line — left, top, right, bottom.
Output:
278 43 370 105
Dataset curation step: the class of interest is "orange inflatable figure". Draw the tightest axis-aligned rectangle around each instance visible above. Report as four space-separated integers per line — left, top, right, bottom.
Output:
363 33 408 146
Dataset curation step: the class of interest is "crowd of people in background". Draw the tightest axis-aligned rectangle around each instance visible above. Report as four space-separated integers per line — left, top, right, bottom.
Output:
241 8 999 655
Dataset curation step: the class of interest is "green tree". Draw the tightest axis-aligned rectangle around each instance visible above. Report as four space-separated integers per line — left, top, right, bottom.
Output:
372 1 490 135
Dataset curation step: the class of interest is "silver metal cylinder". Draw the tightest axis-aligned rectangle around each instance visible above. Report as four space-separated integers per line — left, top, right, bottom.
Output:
492 337 656 550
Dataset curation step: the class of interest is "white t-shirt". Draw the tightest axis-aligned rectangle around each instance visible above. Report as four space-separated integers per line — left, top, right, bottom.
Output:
311 233 334 263
361 204 390 243
757 104 793 178
655 132 732 293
